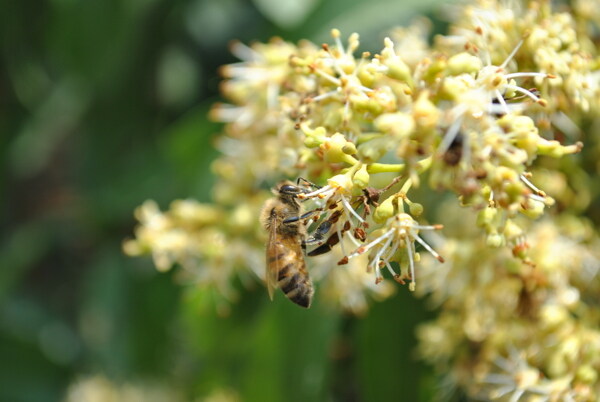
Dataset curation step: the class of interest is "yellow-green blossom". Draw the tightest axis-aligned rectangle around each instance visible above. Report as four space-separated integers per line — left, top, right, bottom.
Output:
126 0 600 397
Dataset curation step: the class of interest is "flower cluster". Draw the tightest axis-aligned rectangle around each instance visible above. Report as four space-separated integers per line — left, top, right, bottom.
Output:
416 209 600 400
126 0 595 305
123 199 264 315
126 0 600 397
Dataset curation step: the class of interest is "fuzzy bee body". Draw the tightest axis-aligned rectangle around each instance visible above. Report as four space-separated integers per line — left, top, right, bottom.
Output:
261 182 314 308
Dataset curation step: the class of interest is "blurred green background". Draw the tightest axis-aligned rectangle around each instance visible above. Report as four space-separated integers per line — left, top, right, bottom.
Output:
0 0 448 401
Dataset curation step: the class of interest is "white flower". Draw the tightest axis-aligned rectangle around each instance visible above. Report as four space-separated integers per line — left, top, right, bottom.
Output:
345 213 443 290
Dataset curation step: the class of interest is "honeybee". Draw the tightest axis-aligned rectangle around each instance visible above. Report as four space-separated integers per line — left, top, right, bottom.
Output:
260 181 315 308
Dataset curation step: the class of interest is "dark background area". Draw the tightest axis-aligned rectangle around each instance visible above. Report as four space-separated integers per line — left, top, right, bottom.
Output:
0 0 447 400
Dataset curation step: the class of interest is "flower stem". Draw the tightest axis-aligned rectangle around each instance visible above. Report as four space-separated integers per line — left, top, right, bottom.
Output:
367 163 406 173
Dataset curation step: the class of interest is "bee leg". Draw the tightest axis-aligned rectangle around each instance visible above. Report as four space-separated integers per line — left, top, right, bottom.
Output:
304 219 337 256
304 219 332 246
306 215 352 256
282 209 320 225
297 177 321 190
307 232 340 256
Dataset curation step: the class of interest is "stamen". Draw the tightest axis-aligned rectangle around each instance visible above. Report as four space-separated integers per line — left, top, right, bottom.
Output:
504 72 553 80
333 30 345 55
357 84 374 93
336 224 347 256
382 238 400 263
493 386 516 398
384 261 399 278
520 174 544 196
300 185 333 199
373 231 395 268
439 113 465 154
229 41 259 62
407 240 416 291
314 68 341 86
504 84 542 103
511 389 525 401
485 374 513 385
343 99 351 123
462 130 471 167
225 66 269 78
488 101 523 115
341 195 365 223
483 51 491 67
347 231 362 247
411 223 444 231
374 262 383 284
330 58 346 78
211 105 246 122
528 193 547 204
311 91 339 103
499 39 523 70
348 229 394 258
494 355 513 372
551 111 581 138
494 89 510 115
339 204 357 235
414 234 445 262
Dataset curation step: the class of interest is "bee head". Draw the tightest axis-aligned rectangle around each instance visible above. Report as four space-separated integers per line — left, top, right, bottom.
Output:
273 181 301 195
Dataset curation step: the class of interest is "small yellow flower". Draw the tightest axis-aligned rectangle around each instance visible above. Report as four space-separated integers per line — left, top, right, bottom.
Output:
345 212 443 290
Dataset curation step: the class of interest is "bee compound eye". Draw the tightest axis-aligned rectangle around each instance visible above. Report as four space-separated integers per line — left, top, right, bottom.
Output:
280 184 300 194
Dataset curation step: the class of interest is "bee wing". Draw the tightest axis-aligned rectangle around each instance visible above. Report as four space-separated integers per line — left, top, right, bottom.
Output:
266 223 282 300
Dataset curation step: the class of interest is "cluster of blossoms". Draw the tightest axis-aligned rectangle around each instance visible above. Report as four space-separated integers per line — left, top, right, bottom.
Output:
416 199 600 400
123 199 261 314
125 0 600 398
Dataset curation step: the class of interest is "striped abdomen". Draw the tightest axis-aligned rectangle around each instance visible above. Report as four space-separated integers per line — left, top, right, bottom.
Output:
268 239 314 308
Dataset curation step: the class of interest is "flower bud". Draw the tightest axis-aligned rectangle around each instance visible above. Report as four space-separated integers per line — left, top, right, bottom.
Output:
373 194 396 223
511 241 529 260
498 115 539 159
358 137 393 163
374 112 415 138
504 181 526 203
502 219 523 240
321 132 352 163
358 63 376 88
486 232 505 247
446 52 482 75
422 56 446 83
342 141 358 155
440 76 470 100
537 138 583 158
353 164 370 189
351 92 390 115
476 207 497 228
322 106 347 128
304 137 322 148
519 198 546 219
301 124 327 148
407 201 424 217
327 172 354 194
576 365 598 385
413 91 440 130
380 38 412 83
